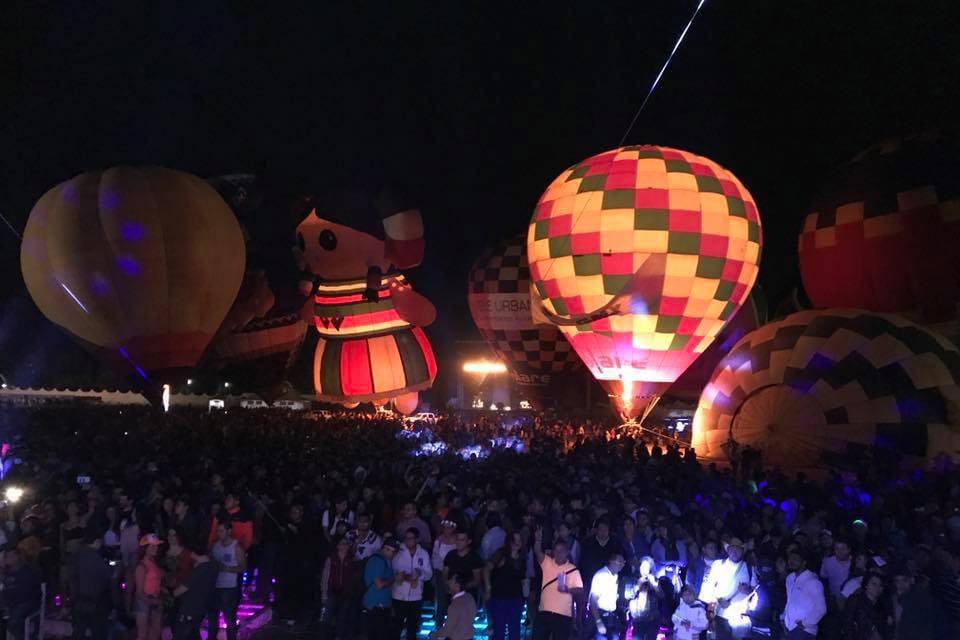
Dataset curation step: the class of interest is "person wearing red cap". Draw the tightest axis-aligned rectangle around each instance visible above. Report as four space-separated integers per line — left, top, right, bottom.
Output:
134 534 164 640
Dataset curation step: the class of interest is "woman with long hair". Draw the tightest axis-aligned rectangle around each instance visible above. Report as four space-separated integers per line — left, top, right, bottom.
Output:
485 531 525 640
134 534 165 640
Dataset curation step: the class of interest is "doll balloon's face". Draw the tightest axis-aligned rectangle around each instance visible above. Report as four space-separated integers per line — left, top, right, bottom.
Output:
296 211 389 280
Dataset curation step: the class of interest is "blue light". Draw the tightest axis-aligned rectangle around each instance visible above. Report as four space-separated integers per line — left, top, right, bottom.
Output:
118 347 148 380
120 221 144 242
116 255 141 276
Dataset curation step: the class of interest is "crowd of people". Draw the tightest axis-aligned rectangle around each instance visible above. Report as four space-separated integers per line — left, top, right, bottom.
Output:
0 403 958 640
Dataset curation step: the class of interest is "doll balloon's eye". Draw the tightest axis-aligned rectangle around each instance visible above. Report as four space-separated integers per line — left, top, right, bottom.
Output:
296 232 306 252
319 229 337 251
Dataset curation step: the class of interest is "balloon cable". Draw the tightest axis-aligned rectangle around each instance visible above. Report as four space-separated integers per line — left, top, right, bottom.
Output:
536 0 709 287
0 211 22 240
618 0 708 146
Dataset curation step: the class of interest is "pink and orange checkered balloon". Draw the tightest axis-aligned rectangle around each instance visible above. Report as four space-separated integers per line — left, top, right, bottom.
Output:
526 145 762 420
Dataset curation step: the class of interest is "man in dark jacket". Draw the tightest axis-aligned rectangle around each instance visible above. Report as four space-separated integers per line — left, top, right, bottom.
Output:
68 527 113 640
172 541 219 640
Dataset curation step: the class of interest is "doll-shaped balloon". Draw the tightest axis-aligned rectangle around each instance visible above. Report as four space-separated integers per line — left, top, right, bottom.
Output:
294 191 437 414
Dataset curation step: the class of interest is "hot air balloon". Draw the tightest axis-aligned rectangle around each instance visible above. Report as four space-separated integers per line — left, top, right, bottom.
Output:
204 272 307 401
799 134 960 341
467 236 580 408
667 286 767 399
527 146 762 421
20 166 245 386
296 191 437 414
692 309 960 470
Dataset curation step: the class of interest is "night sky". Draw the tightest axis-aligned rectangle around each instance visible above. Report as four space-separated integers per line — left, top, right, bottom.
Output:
2 1 959 388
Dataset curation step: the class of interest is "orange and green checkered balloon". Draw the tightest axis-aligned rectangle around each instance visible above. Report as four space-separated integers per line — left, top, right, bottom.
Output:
526 145 762 419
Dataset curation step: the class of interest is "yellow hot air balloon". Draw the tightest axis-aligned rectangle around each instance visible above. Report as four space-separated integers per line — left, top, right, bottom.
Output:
20 166 245 378
527 146 762 421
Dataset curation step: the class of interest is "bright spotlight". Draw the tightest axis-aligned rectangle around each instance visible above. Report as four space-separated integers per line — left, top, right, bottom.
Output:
4 486 24 503
462 360 507 374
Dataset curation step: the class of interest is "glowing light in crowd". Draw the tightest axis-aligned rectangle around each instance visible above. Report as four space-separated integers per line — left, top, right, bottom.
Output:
4 486 24 503
462 360 507 374
519 400 531 409
162 384 170 412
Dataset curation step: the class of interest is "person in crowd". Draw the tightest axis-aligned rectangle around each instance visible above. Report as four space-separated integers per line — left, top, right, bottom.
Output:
430 570 478 640
173 498 203 548
208 522 246 640
395 502 432 547
554 521 580 565
164 527 194 594
171 540 218 640
891 564 939 639
481 512 507 562
819 539 852 603
590 551 626 640
672 584 709 640
363 537 398 640
277 503 319 625
532 525 584 640
2 548 42 640
485 531 525 640
698 537 757 640
392 527 433 640
69 526 113 640
842 572 891 640
619 515 646 577
208 493 253 552
686 540 718 596
782 549 827 639
626 556 661 640
321 496 355 542
651 518 688 569
443 530 483 606
432 519 458 622
319 536 355 639
580 518 625 590
348 512 382 561
59 500 85 591
134 534 165 640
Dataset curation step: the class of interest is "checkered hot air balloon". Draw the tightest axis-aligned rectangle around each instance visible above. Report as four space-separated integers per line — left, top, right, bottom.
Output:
527 146 762 421
799 134 960 342
692 310 960 470
467 236 580 406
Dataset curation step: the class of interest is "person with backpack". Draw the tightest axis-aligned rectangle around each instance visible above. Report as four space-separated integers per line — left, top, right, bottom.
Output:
698 538 758 640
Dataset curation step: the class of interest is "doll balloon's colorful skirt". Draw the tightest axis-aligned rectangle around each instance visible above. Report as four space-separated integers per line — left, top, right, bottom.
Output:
312 326 437 403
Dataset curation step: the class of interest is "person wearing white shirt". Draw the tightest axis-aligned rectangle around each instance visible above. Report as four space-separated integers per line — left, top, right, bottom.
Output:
672 585 710 640
347 513 382 561
698 538 757 639
782 550 827 639
819 540 851 601
431 520 458 623
392 528 433 640
590 553 626 639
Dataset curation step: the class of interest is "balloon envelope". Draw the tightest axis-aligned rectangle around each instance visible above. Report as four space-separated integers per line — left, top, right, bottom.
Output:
20 166 245 376
692 309 960 469
527 146 762 419
799 134 960 339
468 235 580 406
